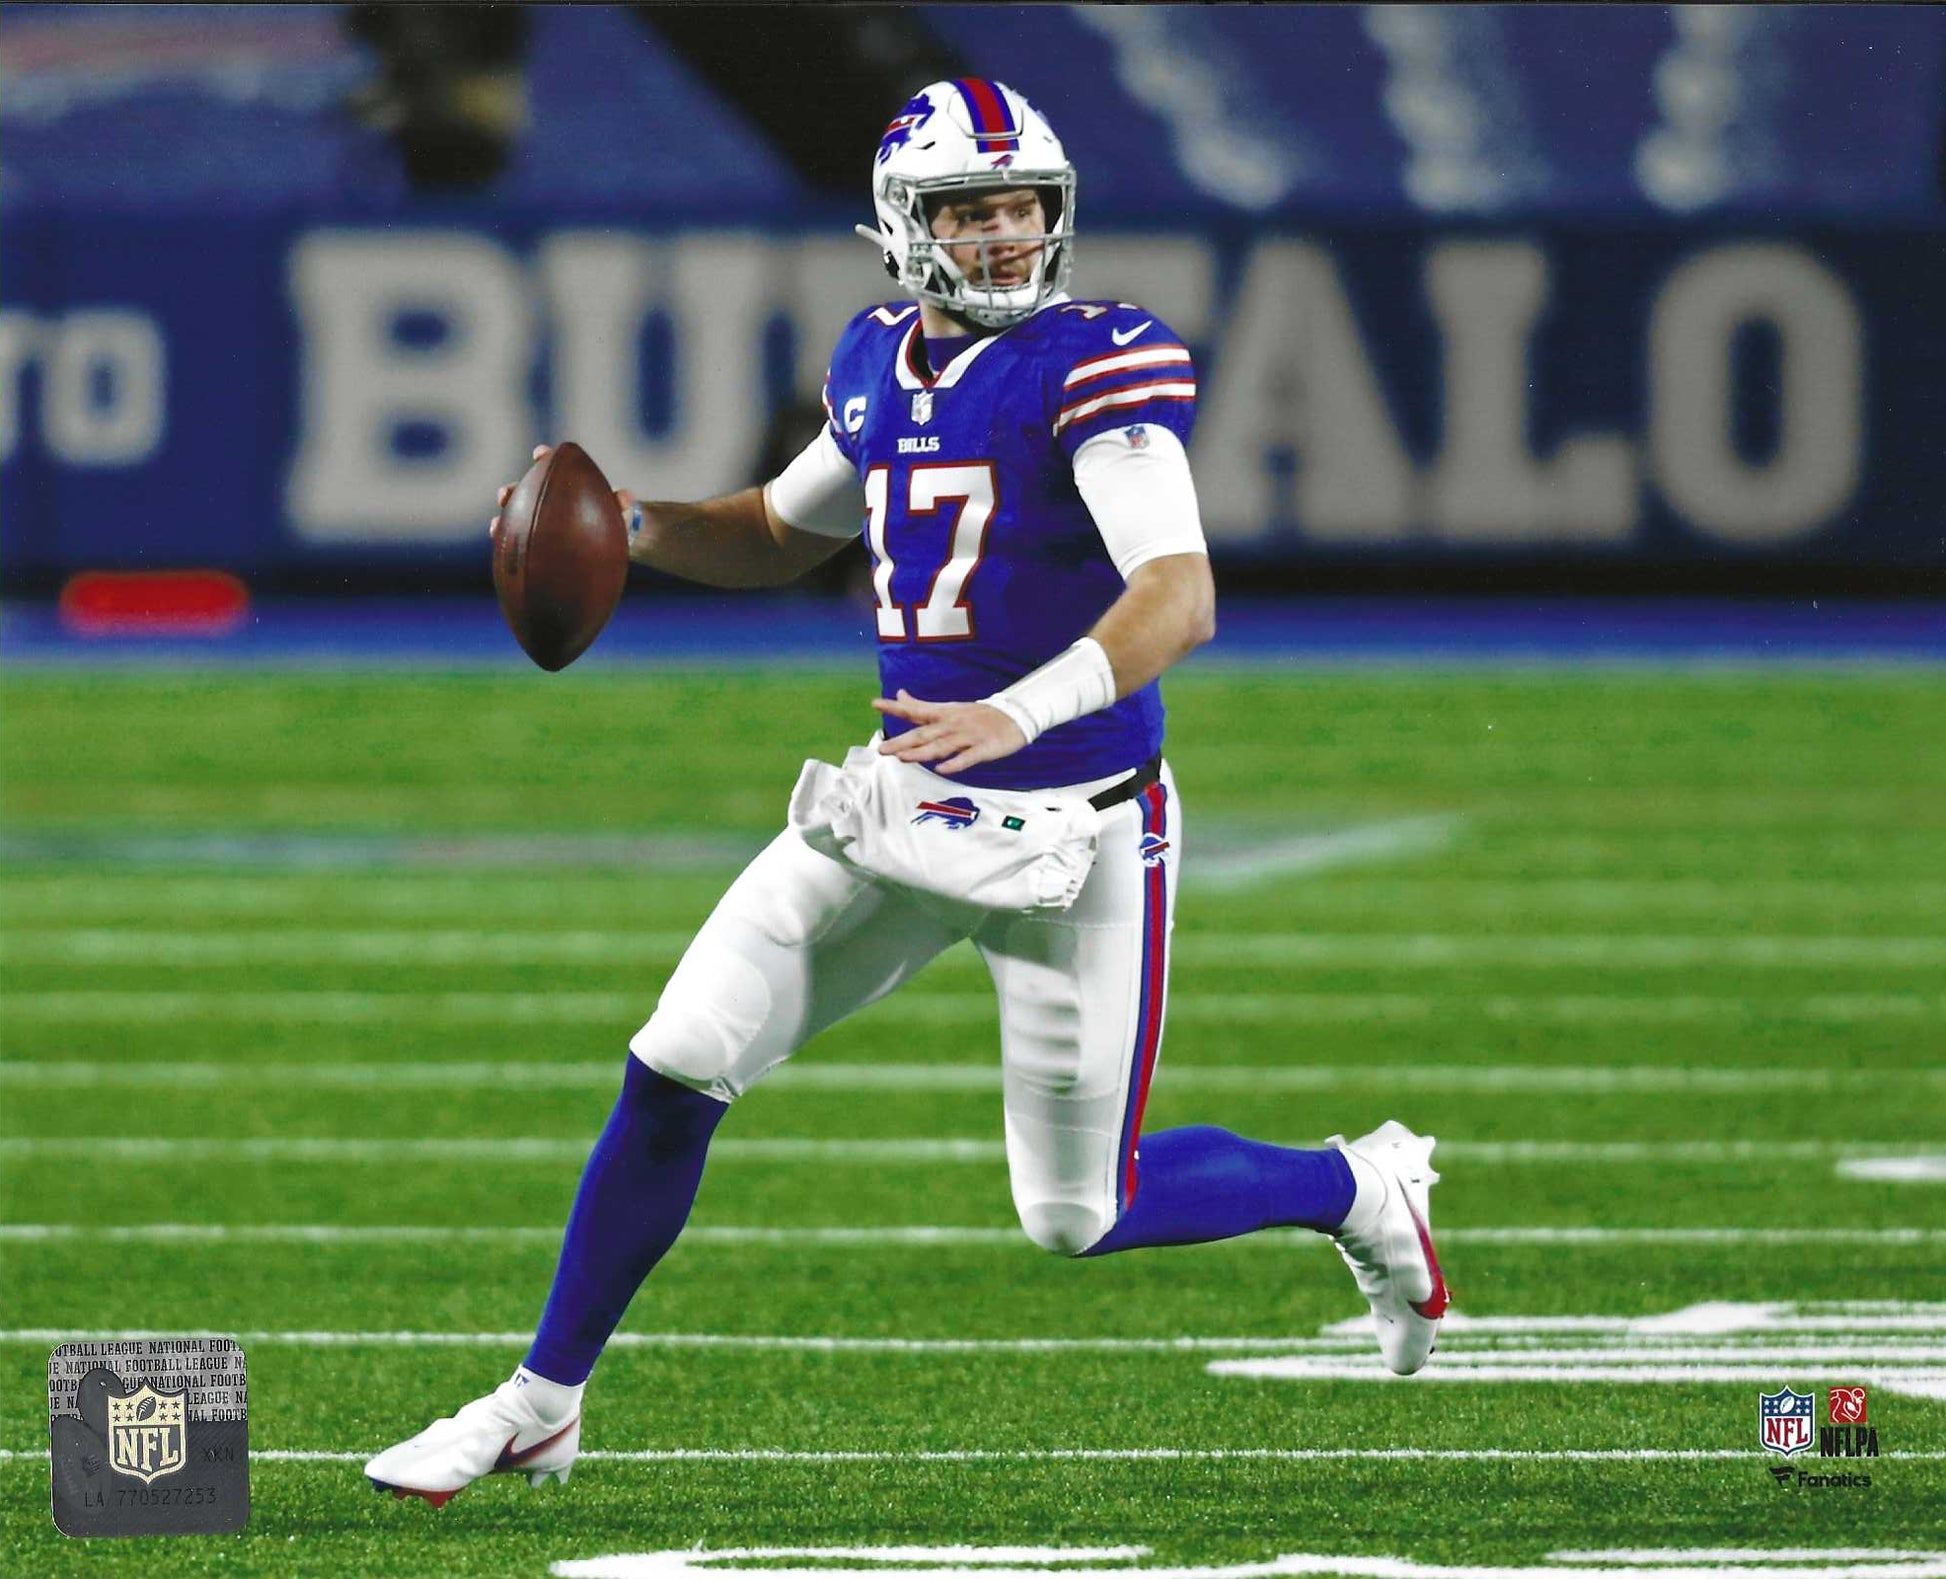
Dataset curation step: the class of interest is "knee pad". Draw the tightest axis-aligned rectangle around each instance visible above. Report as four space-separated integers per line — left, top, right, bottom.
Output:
628 934 777 1097
1016 1197 1113 1258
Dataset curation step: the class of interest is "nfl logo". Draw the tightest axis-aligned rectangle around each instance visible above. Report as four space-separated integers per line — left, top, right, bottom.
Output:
1759 1387 1815 1456
106 1384 188 1484
911 390 933 425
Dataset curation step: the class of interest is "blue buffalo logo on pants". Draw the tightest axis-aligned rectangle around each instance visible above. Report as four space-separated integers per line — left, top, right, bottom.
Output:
1759 1387 1816 1456
911 797 980 830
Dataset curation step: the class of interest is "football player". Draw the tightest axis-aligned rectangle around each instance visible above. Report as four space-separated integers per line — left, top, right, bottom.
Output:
365 78 1447 1507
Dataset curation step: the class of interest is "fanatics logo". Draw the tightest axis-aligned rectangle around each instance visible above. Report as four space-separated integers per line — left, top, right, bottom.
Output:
1759 1387 1815 1456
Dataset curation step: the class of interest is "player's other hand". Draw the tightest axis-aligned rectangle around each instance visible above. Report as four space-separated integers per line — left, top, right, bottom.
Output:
873 690 1028 775
488 445 641 549
489 444 555 543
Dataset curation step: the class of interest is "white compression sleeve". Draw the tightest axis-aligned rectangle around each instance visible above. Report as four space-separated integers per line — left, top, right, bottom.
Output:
764 426 865 538
1070 424 1209 578
981 637 1118 746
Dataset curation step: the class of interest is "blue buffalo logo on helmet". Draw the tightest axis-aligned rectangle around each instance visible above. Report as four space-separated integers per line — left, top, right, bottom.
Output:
877 92 936 166
912 796 981 830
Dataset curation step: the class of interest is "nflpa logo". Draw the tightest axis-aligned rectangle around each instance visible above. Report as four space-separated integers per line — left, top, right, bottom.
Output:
1829 1386 1868 1425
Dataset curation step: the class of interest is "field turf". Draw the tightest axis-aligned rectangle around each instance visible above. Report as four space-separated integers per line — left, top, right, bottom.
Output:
2 662 1944 1576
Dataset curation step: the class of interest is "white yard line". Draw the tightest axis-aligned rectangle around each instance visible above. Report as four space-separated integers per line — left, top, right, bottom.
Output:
1173 935 1946 968
5 1060 1931 1093
0 1136 1006 1162
0 1224 1939 1248
1190 817 1462 889
0 1327 1434 1354
1 1135 1933 1164
0 1327 1355 1352
0 1446 1942 1464
3 1326 1942 1359
8 877 1944 913
1437 1226 1946 1244
10 927 1946 968
0 818 1454 894
1207 1357 1946 1401
0 991 646 1023
1388 1303 1946 1336
1835 1157 1946 1183
7 991 1939 1023
1556 1565 1946 1573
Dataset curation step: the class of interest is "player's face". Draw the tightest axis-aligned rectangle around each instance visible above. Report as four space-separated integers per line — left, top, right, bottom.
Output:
928 188 1046 290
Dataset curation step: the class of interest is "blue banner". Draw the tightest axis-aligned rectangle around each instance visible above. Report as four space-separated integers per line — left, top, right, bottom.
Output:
3 217 1943 576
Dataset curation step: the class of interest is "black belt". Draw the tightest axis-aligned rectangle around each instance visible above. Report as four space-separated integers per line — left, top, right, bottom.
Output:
1088 752 1162 812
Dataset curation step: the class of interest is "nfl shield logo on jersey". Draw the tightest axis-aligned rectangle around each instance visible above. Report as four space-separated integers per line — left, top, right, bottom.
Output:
910 390 934 425
1759 1387 1815 1455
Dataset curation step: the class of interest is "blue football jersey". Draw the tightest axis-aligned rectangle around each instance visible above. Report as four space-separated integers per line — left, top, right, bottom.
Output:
821 298 1199 791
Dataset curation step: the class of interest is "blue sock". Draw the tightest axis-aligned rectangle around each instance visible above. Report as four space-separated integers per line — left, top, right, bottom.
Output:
524 1058 726 1384
1082 1125 1356 1256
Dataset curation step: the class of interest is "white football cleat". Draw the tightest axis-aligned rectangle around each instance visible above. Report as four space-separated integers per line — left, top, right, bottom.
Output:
365 1377 580 1508
1327 1119 1451 1376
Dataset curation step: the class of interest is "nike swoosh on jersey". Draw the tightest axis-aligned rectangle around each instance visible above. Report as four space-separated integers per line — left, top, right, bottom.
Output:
492 1418 578 1472
1109 321 1153 346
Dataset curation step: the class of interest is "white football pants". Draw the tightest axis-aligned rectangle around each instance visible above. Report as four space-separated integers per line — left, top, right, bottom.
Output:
631 757 1180 1256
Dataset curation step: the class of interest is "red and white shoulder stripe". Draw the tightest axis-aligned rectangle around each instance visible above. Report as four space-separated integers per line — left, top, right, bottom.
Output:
1054 378 1198 435
1054 341 1197 435
1063 343 1194 392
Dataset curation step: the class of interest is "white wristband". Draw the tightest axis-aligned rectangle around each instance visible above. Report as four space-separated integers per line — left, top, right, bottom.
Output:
981 638 1118 746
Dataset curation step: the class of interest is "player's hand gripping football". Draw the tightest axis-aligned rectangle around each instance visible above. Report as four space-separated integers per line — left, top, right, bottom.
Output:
492 444 640 550
873 689 1029 775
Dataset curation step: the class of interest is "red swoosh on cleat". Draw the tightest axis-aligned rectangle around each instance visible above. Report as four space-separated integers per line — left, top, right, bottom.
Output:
493 1417 578 1473
1404 1200 1450 1320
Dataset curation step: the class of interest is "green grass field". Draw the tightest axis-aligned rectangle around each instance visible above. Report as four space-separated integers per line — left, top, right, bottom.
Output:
3 663 1944 1576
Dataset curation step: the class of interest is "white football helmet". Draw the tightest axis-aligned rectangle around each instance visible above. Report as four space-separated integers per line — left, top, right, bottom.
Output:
855 78 1076 329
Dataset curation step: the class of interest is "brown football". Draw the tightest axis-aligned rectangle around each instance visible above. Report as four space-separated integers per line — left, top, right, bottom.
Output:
492 442 629 672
